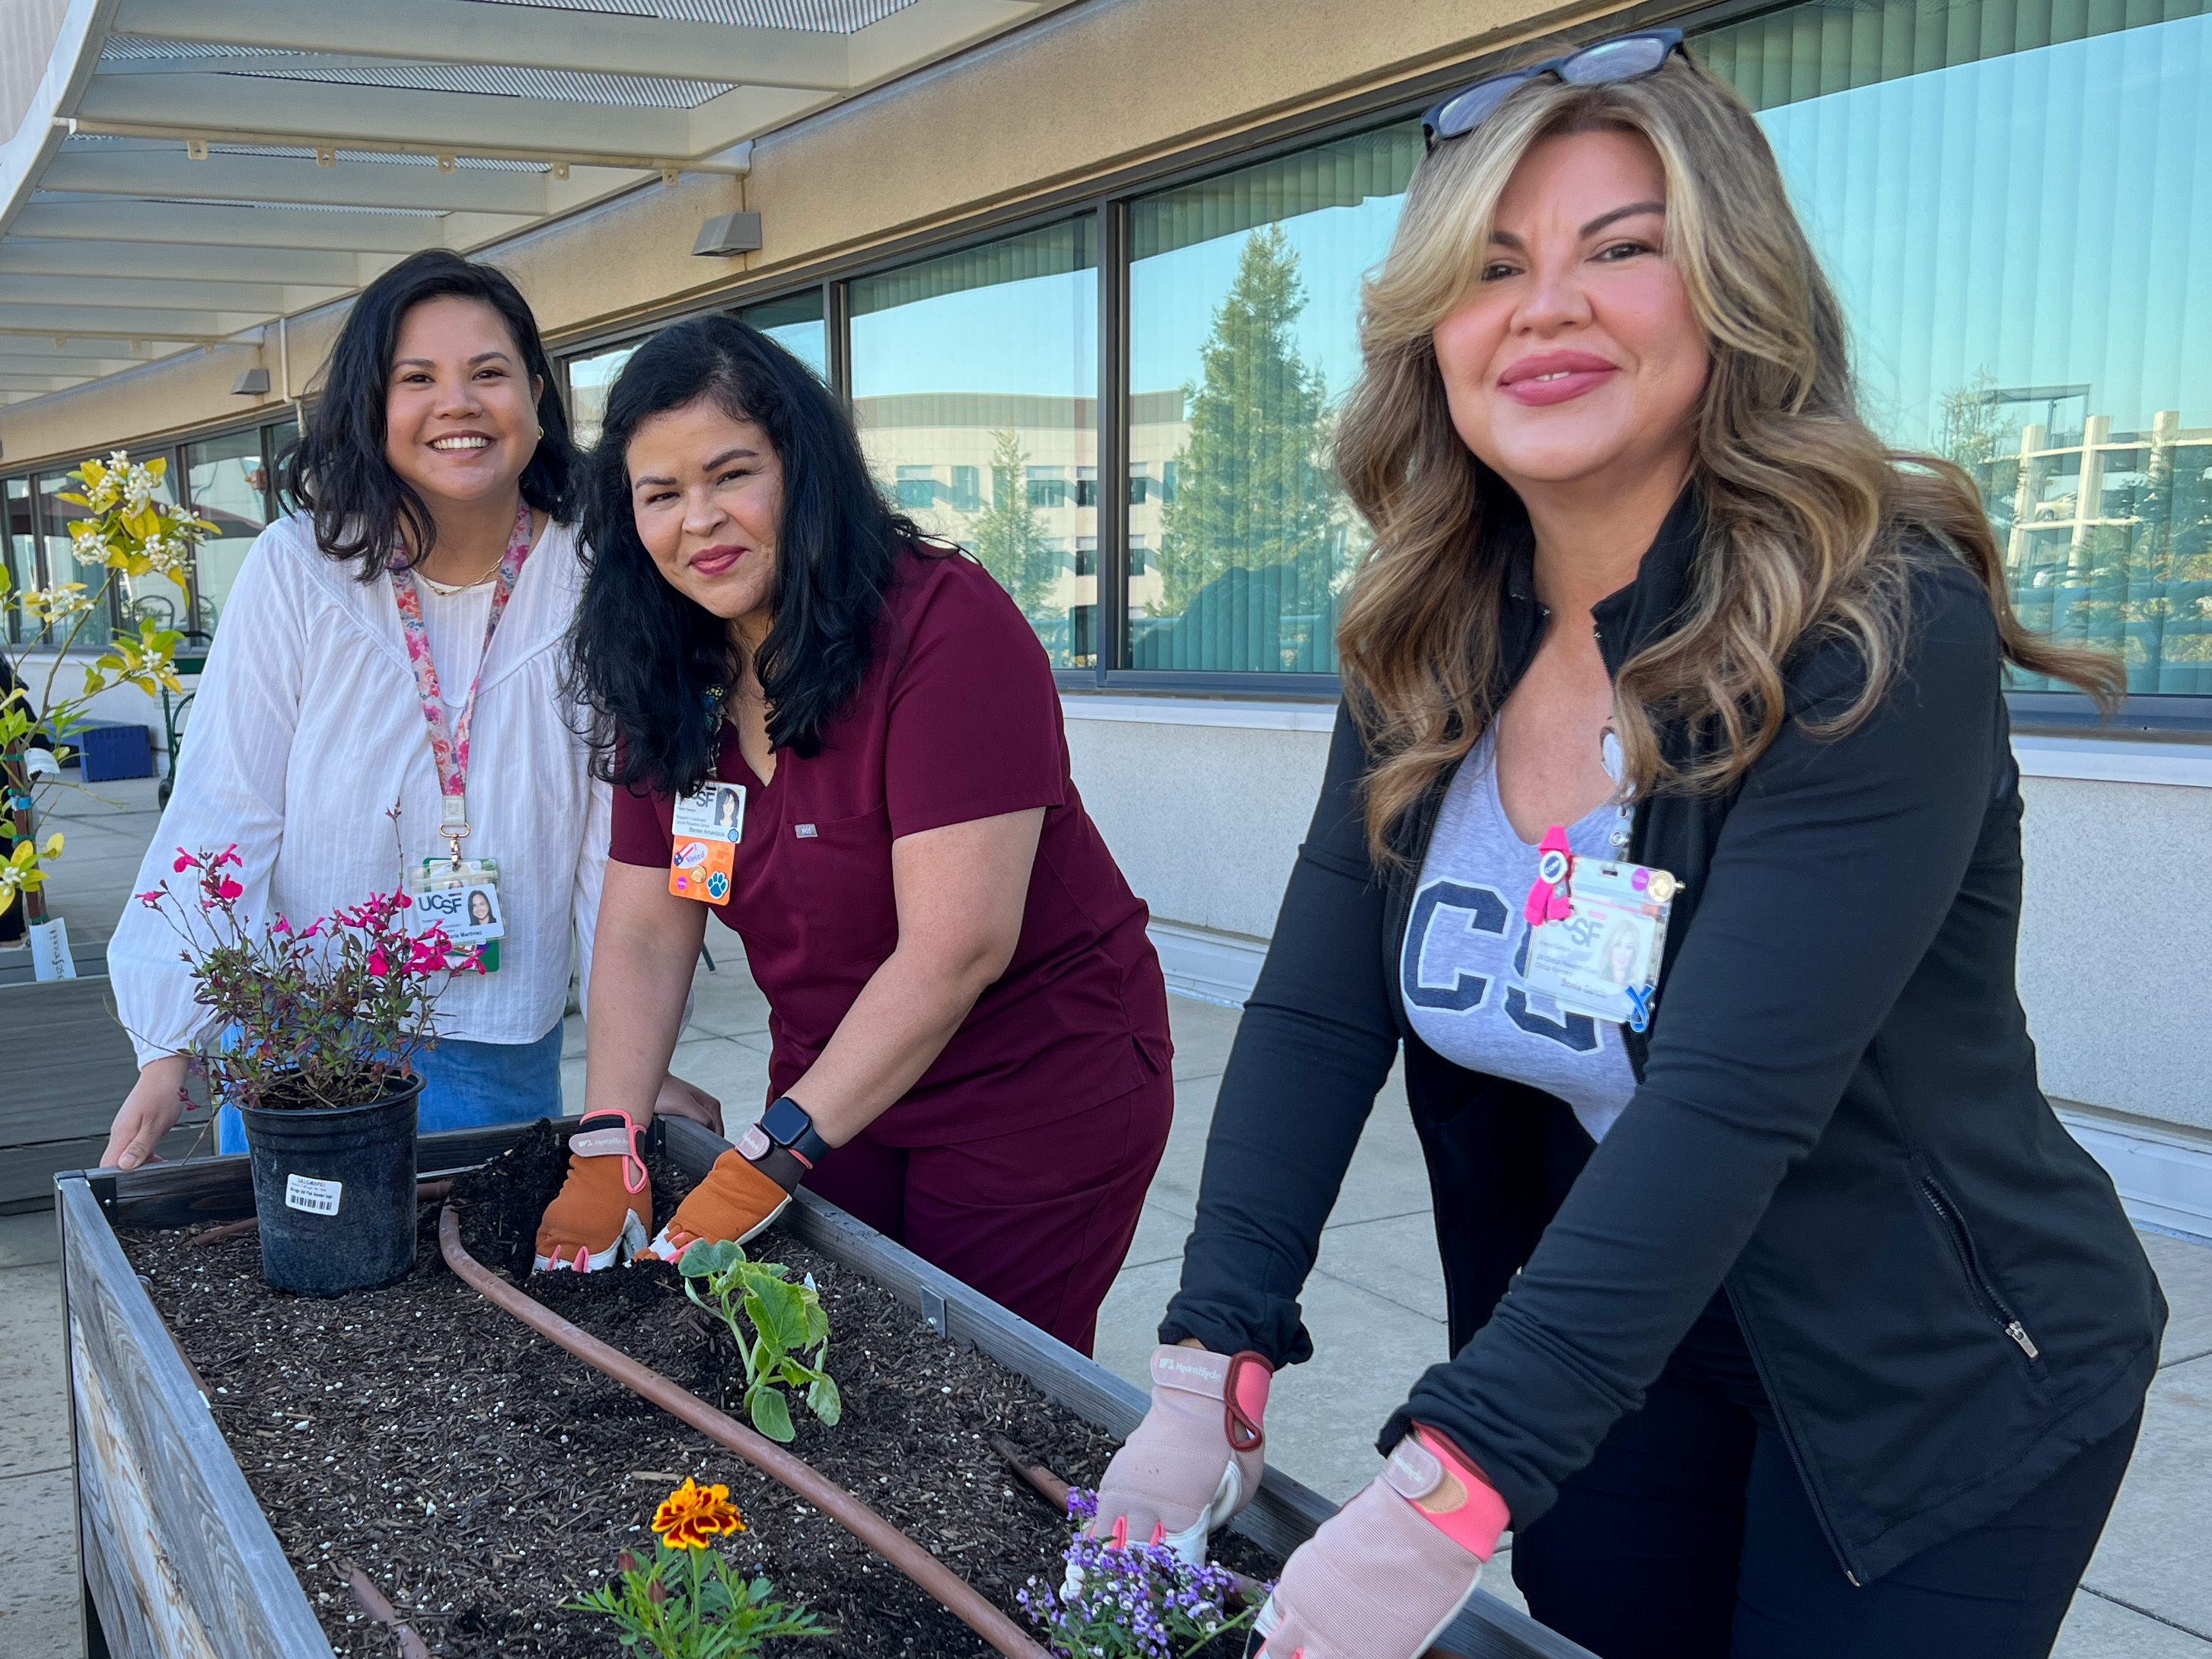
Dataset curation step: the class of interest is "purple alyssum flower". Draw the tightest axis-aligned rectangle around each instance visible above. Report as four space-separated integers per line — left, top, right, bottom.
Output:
1022 1489 1265 1659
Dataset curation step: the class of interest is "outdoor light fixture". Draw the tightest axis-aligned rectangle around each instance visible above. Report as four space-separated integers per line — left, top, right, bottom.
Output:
232 367 271 396
693 212 763 256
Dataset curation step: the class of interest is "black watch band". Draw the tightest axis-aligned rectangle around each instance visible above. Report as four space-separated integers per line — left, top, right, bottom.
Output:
756 1095 833 1168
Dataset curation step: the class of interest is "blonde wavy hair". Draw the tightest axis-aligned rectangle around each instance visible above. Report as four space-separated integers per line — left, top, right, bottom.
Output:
1334 49 2120 861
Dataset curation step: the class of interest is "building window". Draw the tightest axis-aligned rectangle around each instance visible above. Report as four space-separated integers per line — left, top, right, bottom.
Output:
35 472 113 650
1125 125 1419 674
1075 537 1098 577
1076 465 1098 508
1694 0 2212 696
849 215 1101 668
737 289 828 383
4 479 34 647
895 465 939 509
183 430 271 638
567 343 638 452
949 465 982 511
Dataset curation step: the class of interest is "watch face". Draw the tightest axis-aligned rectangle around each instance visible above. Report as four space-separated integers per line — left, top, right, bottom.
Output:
760 1097 810 1145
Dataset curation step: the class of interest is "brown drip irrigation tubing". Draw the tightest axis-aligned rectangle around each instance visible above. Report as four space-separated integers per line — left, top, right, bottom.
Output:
340 1560 433 1659
188 1179 454 1248
437 1205 1050 1659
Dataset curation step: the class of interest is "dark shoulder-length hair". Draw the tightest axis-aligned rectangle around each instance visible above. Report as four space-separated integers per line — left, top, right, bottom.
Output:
277 249 575 578
572 314 922 797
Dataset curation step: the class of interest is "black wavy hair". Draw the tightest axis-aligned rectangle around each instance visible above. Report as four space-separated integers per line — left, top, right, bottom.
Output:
277 249 575 577
572 314 923 796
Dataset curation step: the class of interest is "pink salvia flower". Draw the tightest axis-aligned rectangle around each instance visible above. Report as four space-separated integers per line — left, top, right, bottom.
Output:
271 915 290 935
135 890 164 907
216 877 244 902
366 945 389 976
172 853 193 873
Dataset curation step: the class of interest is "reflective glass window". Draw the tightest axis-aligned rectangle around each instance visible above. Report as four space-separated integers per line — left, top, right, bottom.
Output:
849 218 1099 667
567 343 638 451
111 451 184 639
185 430 272 638
37 471 113 651
5 479 33 646
737 289 828 381
1695 0 2212 693
1126 126 1421 673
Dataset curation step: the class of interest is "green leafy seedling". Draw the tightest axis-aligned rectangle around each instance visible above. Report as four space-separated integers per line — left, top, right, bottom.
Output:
679 1239 842 1444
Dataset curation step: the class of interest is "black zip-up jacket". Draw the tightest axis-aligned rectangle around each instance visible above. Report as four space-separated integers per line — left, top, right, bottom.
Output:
1161 494 2164 1584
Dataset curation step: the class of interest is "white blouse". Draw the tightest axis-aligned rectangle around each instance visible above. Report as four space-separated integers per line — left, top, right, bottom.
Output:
110 511 610 1065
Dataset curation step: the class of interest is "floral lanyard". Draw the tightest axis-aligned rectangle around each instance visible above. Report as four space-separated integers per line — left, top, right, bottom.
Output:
388 505 534 865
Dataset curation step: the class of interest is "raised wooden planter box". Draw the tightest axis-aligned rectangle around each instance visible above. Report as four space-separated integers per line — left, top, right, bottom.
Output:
58 1115 1592 1659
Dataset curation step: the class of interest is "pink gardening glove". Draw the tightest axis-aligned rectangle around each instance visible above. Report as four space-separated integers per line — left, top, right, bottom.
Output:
1089 1345 1273 1565
1248 1427 1506 1659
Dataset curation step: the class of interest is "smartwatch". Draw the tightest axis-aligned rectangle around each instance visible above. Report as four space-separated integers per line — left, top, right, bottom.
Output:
747 1095 833 1170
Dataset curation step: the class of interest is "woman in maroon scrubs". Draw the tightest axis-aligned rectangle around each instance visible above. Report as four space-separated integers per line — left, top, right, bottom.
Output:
534 314 1172 1354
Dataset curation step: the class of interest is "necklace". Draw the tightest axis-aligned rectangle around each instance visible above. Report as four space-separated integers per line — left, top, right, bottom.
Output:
419 566 500 597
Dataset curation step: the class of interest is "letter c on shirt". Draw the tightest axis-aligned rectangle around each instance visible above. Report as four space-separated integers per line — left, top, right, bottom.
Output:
1403 881 1509 1012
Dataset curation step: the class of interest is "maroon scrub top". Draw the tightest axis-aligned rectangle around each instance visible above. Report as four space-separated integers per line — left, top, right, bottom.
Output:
610 546 1171 1145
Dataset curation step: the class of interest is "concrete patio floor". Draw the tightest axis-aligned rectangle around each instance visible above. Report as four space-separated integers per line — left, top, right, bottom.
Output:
0 772 2206 1655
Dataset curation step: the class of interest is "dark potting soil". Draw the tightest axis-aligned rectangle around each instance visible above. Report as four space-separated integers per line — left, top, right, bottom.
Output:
123 1120 1280 1657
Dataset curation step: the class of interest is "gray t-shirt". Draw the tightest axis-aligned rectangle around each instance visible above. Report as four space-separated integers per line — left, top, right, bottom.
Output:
1401 736 1640 1143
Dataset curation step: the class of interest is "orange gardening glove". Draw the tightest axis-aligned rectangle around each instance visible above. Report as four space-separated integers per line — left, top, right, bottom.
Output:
534 1110 653 1273
646 1146 794 1262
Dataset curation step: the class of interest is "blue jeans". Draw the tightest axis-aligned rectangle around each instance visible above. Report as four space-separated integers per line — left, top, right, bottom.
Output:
216 1024 566 1151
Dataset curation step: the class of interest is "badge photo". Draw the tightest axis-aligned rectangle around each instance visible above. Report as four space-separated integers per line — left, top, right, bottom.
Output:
673 781 746 844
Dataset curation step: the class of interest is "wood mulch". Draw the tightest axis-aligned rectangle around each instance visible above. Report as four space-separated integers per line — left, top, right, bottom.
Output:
122 1121 1277 1656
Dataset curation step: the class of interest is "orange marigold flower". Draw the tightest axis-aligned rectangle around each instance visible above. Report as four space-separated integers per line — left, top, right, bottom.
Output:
652 1477 745 1551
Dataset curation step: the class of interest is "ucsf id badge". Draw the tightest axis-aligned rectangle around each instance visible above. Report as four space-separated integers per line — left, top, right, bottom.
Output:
406 857 505 972
669 780 744 905
1524 858 1678 1032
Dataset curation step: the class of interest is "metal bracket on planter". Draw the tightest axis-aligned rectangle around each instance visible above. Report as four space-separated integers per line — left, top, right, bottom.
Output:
88 1171 118 1214
921 1287 948 1339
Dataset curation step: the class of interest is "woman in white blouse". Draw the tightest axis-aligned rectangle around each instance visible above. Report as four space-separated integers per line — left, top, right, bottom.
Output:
100 250 719 1167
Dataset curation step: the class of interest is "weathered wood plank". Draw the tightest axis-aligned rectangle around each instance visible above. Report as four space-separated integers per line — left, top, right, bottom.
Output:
60 1177 336 1659
0 973 142 1142
1 1125 209 1214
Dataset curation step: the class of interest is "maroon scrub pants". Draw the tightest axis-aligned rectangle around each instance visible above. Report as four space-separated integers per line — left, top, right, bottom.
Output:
805 1067 1173 1356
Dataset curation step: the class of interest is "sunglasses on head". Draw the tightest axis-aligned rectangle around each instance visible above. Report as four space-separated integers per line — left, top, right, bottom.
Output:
1421 29 1687 151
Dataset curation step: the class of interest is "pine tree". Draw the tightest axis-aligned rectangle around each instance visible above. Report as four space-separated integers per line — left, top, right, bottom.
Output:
1157 225 1338 620
966 427 1059 619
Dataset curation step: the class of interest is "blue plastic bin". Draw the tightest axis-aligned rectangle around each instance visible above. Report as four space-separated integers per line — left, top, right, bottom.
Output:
77 721 155 782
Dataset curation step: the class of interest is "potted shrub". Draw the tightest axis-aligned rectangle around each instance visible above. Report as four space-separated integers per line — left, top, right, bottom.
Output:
129 828 479 1295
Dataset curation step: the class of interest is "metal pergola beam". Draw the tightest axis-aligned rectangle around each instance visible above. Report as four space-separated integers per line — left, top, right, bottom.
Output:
110 0 856 92
0 237 363 285
74 72 705 167
12 199 461 254
40 146 570 217
0 301 262 336
0 272 316 312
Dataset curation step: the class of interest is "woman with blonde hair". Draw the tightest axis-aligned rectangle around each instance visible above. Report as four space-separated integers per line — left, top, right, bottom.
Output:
1080 33 2162 1659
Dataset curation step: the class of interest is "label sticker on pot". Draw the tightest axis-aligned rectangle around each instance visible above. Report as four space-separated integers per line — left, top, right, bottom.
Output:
285 1173 343 1216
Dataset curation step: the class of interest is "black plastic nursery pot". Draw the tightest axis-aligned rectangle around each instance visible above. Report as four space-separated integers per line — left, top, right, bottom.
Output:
237 1077 422 1297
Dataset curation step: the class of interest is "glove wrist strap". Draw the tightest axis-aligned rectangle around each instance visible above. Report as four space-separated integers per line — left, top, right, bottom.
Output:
569 1110 648 1196
1385 1427 1509 1562
1149 1345 1273 1453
